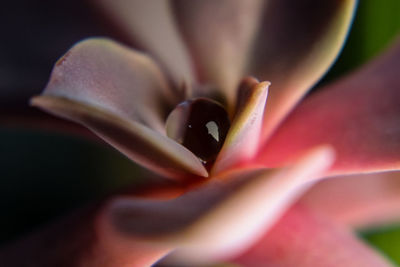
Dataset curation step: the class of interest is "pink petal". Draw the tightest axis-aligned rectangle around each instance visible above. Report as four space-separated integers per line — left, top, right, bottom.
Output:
32 38 207 178
259 38 400 176
212 78 269 175
172 0 265 105
0 202 171 267
233 204 393 267
301 171 400 229
99 146 334 264
95 0 195 86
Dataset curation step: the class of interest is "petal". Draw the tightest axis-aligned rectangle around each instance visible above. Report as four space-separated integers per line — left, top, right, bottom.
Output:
31 38 207 178
212 78 269 175
256 0 357 141
31 96 207 179
233 204 393 267
95 0 195 87
301 171 400 229
172 0 356 122
0 202 171 267
258 38 400 176
37 38 175 132
172 0 265 105
99 146 334 264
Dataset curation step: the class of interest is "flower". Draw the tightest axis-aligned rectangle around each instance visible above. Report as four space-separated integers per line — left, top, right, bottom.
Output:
2 0 400 266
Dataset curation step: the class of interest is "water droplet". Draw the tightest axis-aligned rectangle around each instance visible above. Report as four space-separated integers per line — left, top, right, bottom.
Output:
166 98 230 164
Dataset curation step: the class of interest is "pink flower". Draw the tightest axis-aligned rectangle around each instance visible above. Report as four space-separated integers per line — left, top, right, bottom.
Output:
2 0 400 266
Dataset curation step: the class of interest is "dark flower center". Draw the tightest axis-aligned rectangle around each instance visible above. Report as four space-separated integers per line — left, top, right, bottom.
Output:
166 98 231 165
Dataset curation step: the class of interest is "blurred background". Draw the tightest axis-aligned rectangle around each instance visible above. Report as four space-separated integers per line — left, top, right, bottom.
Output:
0 0 399 264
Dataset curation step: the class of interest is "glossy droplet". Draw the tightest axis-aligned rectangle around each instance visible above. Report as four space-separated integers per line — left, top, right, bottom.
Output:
166 98 230 164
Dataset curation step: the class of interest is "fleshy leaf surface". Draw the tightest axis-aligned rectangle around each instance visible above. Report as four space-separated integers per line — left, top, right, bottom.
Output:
99 146 334 263
233 204 393 267
95 0 195 87
172 0 356 128
212 78 269 175
254 0 357 141
31 96 207 179
301 171 400 228
258 38 400 176
172 0 265 106
32 38 207 178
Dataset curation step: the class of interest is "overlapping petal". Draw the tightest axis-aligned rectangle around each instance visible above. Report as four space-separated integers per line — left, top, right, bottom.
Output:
10 1 400 266
172 0 356 130
258 38 400 176
233 204 393 267
95 0 195 87
98 146 333 264
301 171 400 228
253 0 357 141
31 38 207 179
212 78 269 175
172 0 265 105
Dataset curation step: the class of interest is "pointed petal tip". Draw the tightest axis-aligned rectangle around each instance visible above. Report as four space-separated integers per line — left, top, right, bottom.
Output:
211 79 270 175
29 96 39 106
29 95 57 113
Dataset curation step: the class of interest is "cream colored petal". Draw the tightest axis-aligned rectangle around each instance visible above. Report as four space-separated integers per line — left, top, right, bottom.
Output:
172 0 266 106
172 0 356 124
38 38 175 133
31 96 207 179
256 0 357 141
96 0 195 88
32 38 207 179
212 78 269 175
99 146 334 264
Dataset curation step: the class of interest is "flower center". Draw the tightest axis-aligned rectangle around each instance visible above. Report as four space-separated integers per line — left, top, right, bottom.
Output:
166 98 231 165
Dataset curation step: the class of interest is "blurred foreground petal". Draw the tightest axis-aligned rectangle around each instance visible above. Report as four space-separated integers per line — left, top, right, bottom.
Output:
233 204 393 267
259 38 400 176
301 171 400 229
0 147 333 266
100 146 333 264
0 204 171 267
